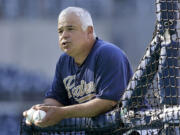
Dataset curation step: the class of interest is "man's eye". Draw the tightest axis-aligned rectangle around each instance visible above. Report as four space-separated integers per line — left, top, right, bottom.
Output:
67 27 73 31
58 30 63 34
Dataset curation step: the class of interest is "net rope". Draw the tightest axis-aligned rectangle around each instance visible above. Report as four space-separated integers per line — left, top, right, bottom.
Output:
20 0 180 134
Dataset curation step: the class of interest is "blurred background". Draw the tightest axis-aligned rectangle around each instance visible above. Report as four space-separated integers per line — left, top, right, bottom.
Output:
0 0 155 134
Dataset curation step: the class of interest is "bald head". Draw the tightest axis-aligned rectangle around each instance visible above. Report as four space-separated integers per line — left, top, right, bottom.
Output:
58 7 95 36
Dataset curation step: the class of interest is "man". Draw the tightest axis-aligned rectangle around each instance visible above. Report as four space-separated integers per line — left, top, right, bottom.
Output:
23 6 133 128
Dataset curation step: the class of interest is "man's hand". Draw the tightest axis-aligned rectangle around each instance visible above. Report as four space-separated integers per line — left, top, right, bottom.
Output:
32 105 65 128
23 98 64 126
23 98 117 128
23 104 46 125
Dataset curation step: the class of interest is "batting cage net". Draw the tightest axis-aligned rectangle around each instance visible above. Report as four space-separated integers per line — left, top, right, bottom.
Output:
20 0 180 134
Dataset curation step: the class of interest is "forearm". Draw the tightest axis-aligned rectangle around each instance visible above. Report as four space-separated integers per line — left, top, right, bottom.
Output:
61 98 117 118
32 98 117 127
44 98 64 107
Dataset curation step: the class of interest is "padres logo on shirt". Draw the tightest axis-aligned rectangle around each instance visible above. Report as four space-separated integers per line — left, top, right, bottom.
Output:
63 75 96 103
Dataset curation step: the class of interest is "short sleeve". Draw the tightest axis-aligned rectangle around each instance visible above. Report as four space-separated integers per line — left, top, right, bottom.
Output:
45 57 70 106
95 46 133 101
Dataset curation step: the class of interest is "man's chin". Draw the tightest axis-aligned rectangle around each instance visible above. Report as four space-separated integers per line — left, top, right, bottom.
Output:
63 50 72 56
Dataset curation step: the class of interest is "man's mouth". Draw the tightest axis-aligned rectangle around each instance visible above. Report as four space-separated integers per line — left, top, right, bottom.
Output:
62 41 70 46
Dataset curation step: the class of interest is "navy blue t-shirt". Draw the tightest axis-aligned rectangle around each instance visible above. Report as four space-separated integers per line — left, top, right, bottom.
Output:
45 38 133 105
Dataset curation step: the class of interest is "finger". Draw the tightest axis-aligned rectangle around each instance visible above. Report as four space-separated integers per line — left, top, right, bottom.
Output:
23 111 27 117
25 119 32 126
34 121 44 127
36 106 50 112
33 104 48 110
34 120 49 128
32 104 43 109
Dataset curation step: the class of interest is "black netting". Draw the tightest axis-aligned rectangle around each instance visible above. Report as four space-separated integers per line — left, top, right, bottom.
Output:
20 0 180 134
118 0 180 134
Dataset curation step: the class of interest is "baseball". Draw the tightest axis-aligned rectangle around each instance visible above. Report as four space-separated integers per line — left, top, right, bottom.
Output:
26 108 36 123
33 110 46 123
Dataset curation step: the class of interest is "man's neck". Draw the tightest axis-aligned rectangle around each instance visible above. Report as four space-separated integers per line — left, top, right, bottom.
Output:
74 39 96 66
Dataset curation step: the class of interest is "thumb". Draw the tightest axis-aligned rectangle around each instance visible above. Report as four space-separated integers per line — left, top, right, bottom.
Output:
23 111 27 117
33 105 49 112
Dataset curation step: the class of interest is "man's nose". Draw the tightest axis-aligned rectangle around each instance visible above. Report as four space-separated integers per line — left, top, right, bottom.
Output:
61 31 69 38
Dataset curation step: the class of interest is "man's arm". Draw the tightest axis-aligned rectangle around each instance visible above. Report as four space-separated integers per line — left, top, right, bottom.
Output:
34 98 117 127
43 98 64 107
62 98 117 118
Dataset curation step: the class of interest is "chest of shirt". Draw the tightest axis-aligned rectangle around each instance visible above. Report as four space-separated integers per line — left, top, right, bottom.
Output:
61 58 97 103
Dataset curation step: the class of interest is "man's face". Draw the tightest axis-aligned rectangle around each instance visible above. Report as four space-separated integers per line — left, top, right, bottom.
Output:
58 13 89 57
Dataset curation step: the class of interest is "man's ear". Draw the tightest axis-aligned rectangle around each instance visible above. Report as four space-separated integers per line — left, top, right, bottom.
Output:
87 26 93 35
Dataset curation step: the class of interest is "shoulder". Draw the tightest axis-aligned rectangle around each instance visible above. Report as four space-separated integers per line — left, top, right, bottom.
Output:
56 53 72 67
95 39 128 61
55 53 73 77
